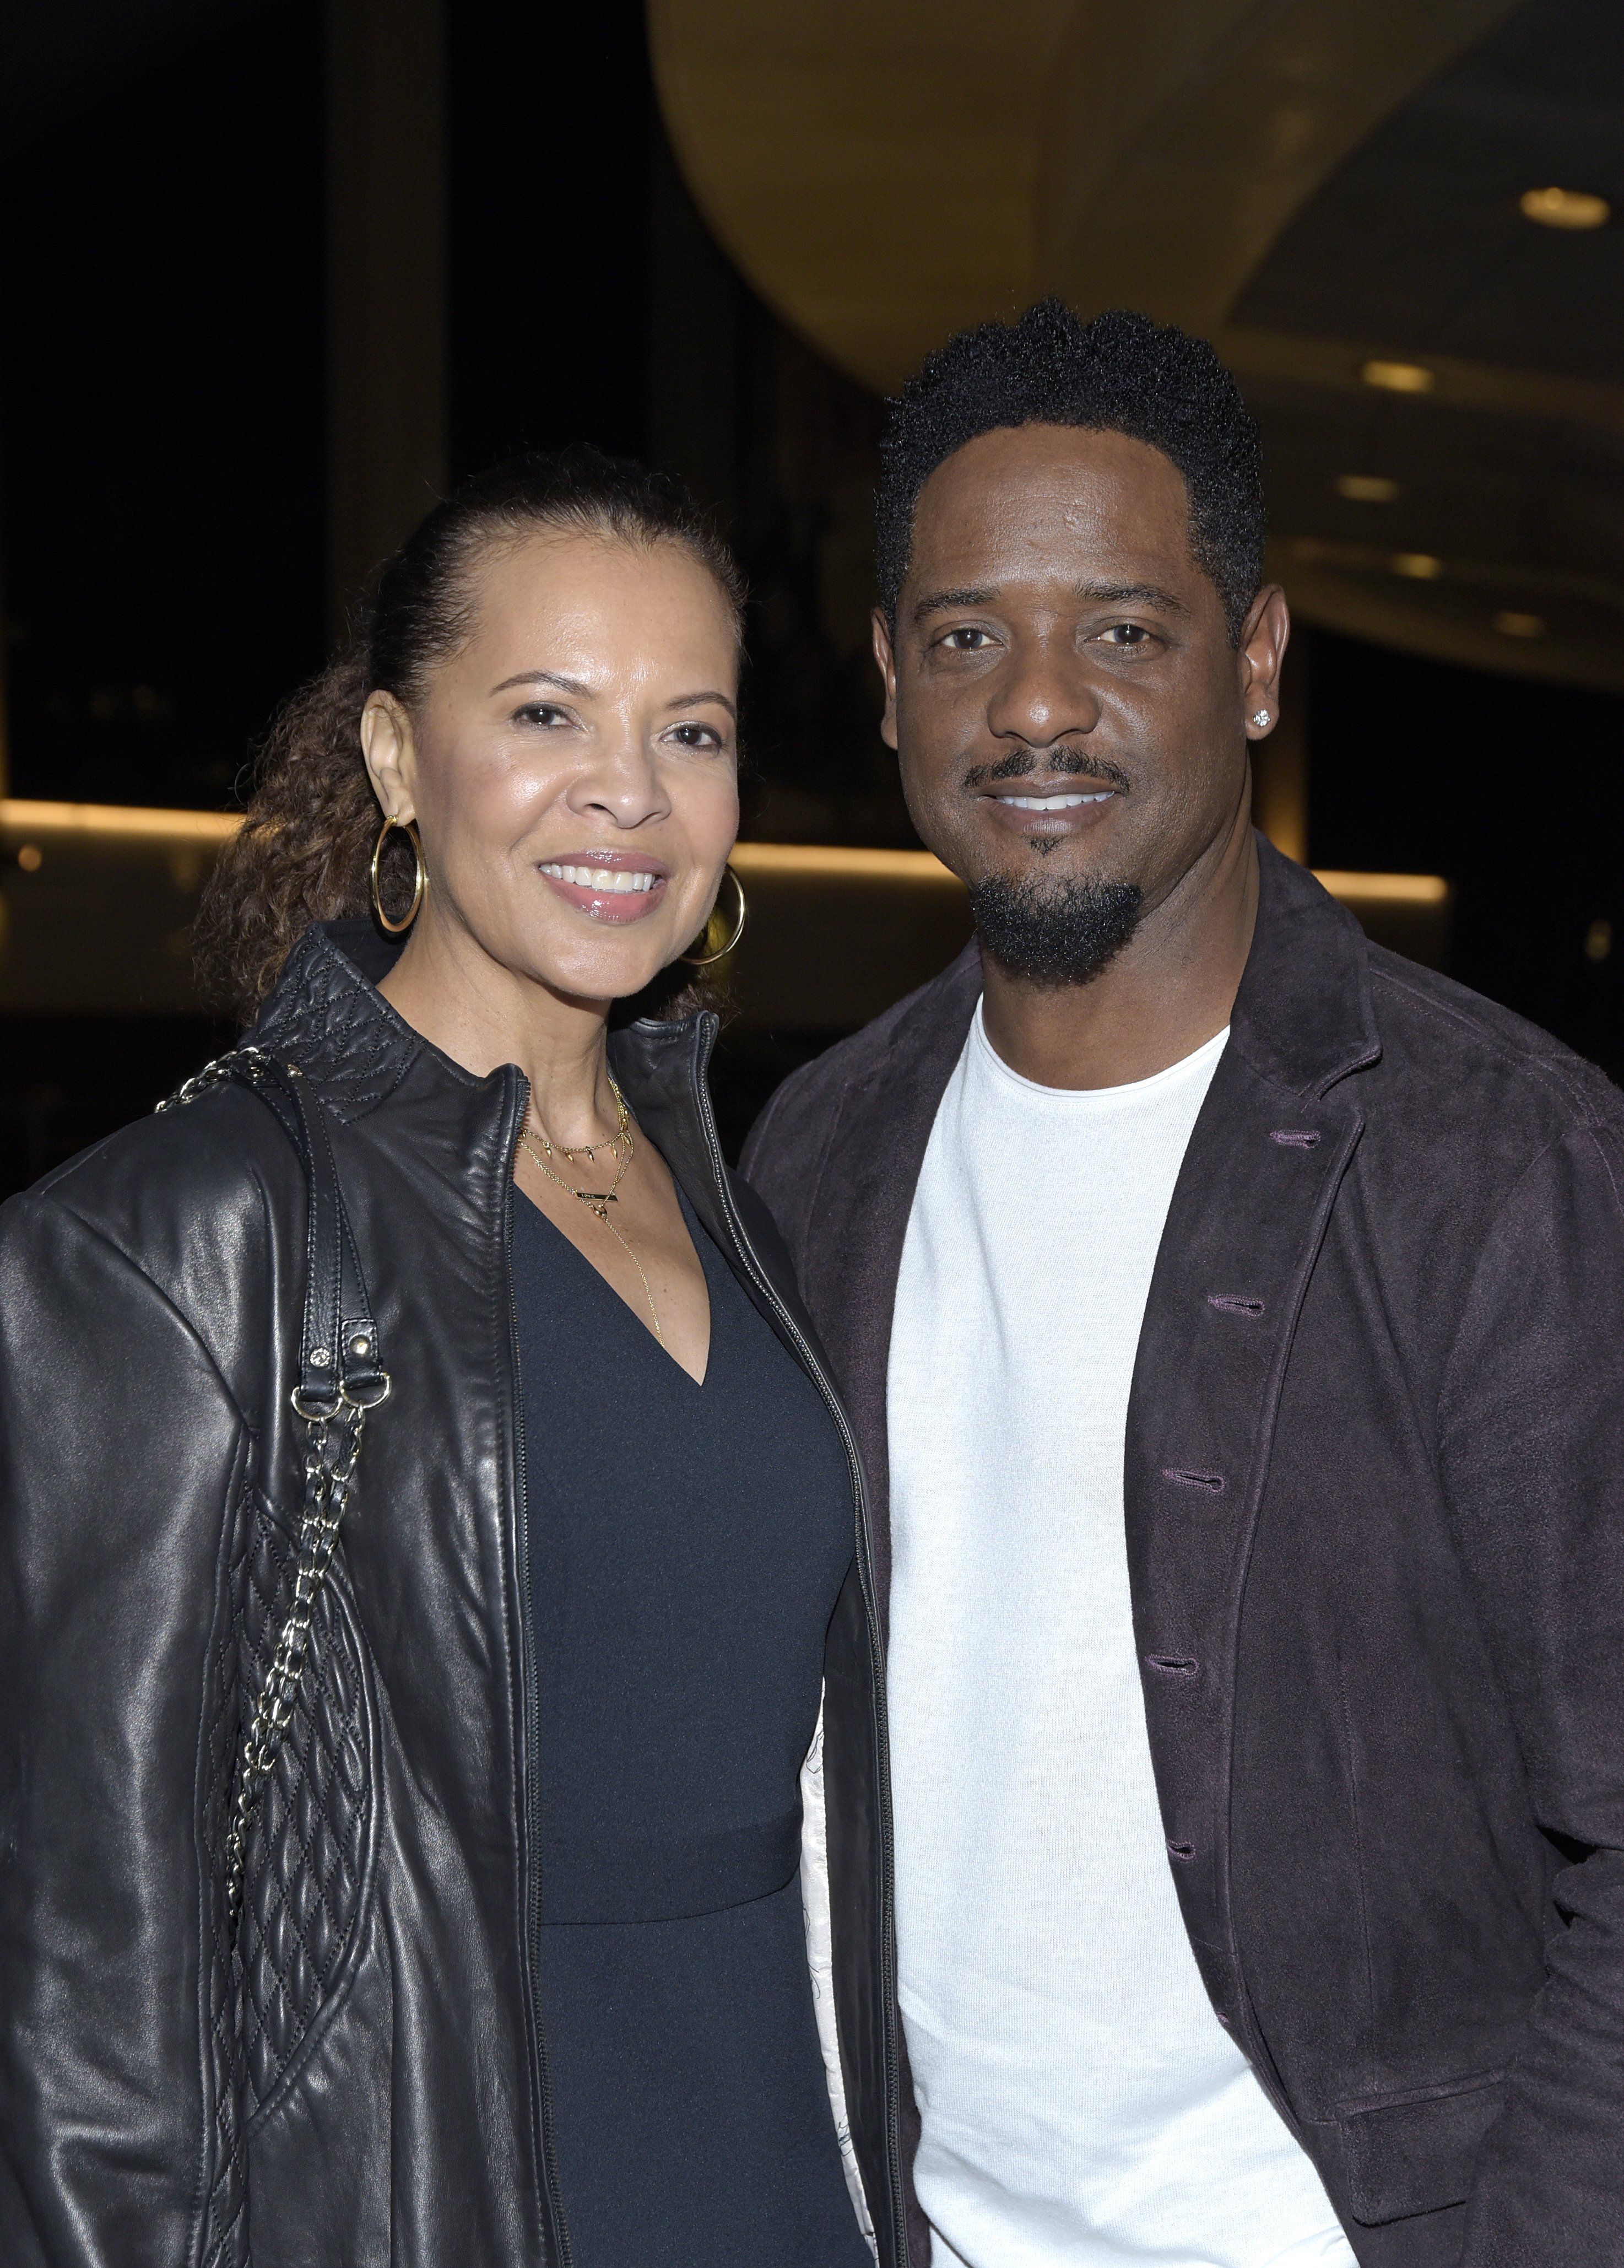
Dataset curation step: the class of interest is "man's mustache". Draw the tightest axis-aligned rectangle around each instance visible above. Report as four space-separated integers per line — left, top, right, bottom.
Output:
961 744 1133 794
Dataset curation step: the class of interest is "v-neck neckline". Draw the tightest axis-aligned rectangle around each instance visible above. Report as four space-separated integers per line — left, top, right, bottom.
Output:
513 1184 714 1389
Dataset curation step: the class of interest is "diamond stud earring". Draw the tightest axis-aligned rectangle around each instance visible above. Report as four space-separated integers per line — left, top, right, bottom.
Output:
1251 709 1271 728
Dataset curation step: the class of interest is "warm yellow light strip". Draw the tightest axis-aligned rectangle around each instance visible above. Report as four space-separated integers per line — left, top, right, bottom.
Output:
0 798 240 843
737 845 1451 908
0 804 1449 911
732 841 957 883
1313 870 1450 904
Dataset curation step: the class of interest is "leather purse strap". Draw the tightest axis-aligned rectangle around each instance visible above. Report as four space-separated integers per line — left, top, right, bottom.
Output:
159 1045 391 1923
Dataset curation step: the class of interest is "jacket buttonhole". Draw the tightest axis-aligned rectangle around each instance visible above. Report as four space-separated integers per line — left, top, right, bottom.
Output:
1147 1655 1199 1676
1270 1128 1320 1148
1161 1466 1225 1494
1208 1293 1265 1316
1167 1840 1195 1860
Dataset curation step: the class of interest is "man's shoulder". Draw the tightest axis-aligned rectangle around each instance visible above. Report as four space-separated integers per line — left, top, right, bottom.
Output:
1364 944 1623 1133
749 990 917 1137
739 944 980 1203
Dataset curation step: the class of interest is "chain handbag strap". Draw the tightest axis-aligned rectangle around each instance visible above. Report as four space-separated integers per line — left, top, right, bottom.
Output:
159 1045 392 1925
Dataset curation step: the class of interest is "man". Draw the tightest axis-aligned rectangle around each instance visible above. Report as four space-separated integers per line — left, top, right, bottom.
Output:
743 300 1624 2267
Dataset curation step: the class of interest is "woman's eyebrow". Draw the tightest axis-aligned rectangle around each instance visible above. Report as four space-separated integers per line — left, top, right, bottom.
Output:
665 689 738 717
486 672 735 719
488 669 591 696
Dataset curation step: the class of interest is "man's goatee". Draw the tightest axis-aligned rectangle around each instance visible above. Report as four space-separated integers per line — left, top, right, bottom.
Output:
967 872 1145 989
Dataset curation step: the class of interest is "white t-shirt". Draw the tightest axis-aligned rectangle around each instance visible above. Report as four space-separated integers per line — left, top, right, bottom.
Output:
886 1004 1356 2268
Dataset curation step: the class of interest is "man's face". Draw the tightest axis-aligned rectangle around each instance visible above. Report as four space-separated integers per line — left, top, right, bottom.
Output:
874 424 1282 961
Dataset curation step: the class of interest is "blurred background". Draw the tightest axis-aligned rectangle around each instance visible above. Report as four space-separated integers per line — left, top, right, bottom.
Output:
2 0 1621 1189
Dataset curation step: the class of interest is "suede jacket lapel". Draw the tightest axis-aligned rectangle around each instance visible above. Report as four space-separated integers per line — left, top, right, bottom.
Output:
773 843 1380 1695
1123 846 1379 2062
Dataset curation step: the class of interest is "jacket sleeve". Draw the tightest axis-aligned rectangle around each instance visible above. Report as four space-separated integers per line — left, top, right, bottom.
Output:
1437 1117 1624 2265
0 1193 252 2268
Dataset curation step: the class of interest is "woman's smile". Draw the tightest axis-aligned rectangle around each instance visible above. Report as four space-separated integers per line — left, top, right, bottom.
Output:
537 849 672 922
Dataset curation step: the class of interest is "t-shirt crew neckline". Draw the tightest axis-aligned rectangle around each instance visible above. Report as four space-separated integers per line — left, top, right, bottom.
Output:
969 997 1231 1104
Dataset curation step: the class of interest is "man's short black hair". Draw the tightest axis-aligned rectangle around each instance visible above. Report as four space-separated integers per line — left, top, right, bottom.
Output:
876 299 1265 643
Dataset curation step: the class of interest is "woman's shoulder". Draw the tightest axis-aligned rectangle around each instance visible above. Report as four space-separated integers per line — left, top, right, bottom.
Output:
2 1074 303 1359
22 1071 299 1224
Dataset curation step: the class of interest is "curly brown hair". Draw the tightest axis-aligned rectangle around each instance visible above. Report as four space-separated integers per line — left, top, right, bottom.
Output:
193 447 746 1024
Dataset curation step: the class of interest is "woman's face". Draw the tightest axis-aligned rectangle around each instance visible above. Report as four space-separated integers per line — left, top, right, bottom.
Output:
363 528 740 1006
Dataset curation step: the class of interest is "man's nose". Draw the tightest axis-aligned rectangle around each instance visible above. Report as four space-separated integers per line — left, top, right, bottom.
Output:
983 640 1103 746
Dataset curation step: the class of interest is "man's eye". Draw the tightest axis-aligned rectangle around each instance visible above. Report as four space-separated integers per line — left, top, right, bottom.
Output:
1100 623 1151 647
941 627 993 651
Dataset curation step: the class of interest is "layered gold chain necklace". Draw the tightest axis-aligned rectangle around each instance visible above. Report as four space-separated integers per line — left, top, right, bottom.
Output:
516 1076 664 1343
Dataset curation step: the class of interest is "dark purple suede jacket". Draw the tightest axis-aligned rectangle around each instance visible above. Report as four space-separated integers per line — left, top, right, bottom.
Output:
740 838 1624 2268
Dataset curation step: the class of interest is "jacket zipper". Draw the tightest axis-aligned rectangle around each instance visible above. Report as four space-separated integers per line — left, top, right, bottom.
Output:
688 1017 910 2268
502 1069 575 2268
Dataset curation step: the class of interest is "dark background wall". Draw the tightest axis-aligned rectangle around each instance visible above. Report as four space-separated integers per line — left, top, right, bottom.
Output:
1308 634 1624 1071
2 0 1622 1198
2 0 328 813
1 0 908 843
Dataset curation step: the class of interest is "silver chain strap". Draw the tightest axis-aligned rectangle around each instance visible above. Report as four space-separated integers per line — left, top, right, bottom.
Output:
156 1043 270 1115
157 1046 386 1932
225 1398 367 1924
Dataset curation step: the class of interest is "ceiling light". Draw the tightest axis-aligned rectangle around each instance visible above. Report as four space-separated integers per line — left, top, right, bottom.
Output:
1362 360 1434 395
1335 473 1401 503
1391 552 1443 580
1492 610 1545 638
1520 186 1610 231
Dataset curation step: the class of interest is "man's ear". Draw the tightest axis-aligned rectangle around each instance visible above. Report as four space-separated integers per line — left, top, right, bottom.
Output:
1239 586 1290 742
872 607 900 752
361 691 417 820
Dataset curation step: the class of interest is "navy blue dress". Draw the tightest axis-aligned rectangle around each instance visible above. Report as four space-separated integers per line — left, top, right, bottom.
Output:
512 1186 871 2268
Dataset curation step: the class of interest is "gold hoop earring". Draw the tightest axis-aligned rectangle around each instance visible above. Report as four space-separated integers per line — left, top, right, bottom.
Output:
370 815 426 935
680 862 748 966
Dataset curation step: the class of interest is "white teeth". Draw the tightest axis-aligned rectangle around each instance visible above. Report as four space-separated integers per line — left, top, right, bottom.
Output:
995 791 1113 811
540 863 657 893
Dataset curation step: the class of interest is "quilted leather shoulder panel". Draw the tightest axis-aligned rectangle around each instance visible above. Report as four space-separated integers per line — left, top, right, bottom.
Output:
250 925 419 1124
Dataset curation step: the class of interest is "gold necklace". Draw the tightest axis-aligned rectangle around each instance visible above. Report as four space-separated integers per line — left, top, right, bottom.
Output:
516 1076 664 1343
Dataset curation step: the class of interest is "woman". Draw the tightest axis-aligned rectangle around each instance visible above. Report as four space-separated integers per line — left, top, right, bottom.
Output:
0 453 902 2268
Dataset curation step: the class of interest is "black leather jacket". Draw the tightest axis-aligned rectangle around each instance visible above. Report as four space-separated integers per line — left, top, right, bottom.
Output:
0 920 904 2268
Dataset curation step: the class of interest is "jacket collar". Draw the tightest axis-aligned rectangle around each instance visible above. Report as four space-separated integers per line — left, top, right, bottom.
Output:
249 921 741 1245
251 917 747 1208
250 920 728 1121
607 1010 727 1240
870 837 1379 1098
251 922 857 1438
248 919 430 1122
1226 839 1381 1098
